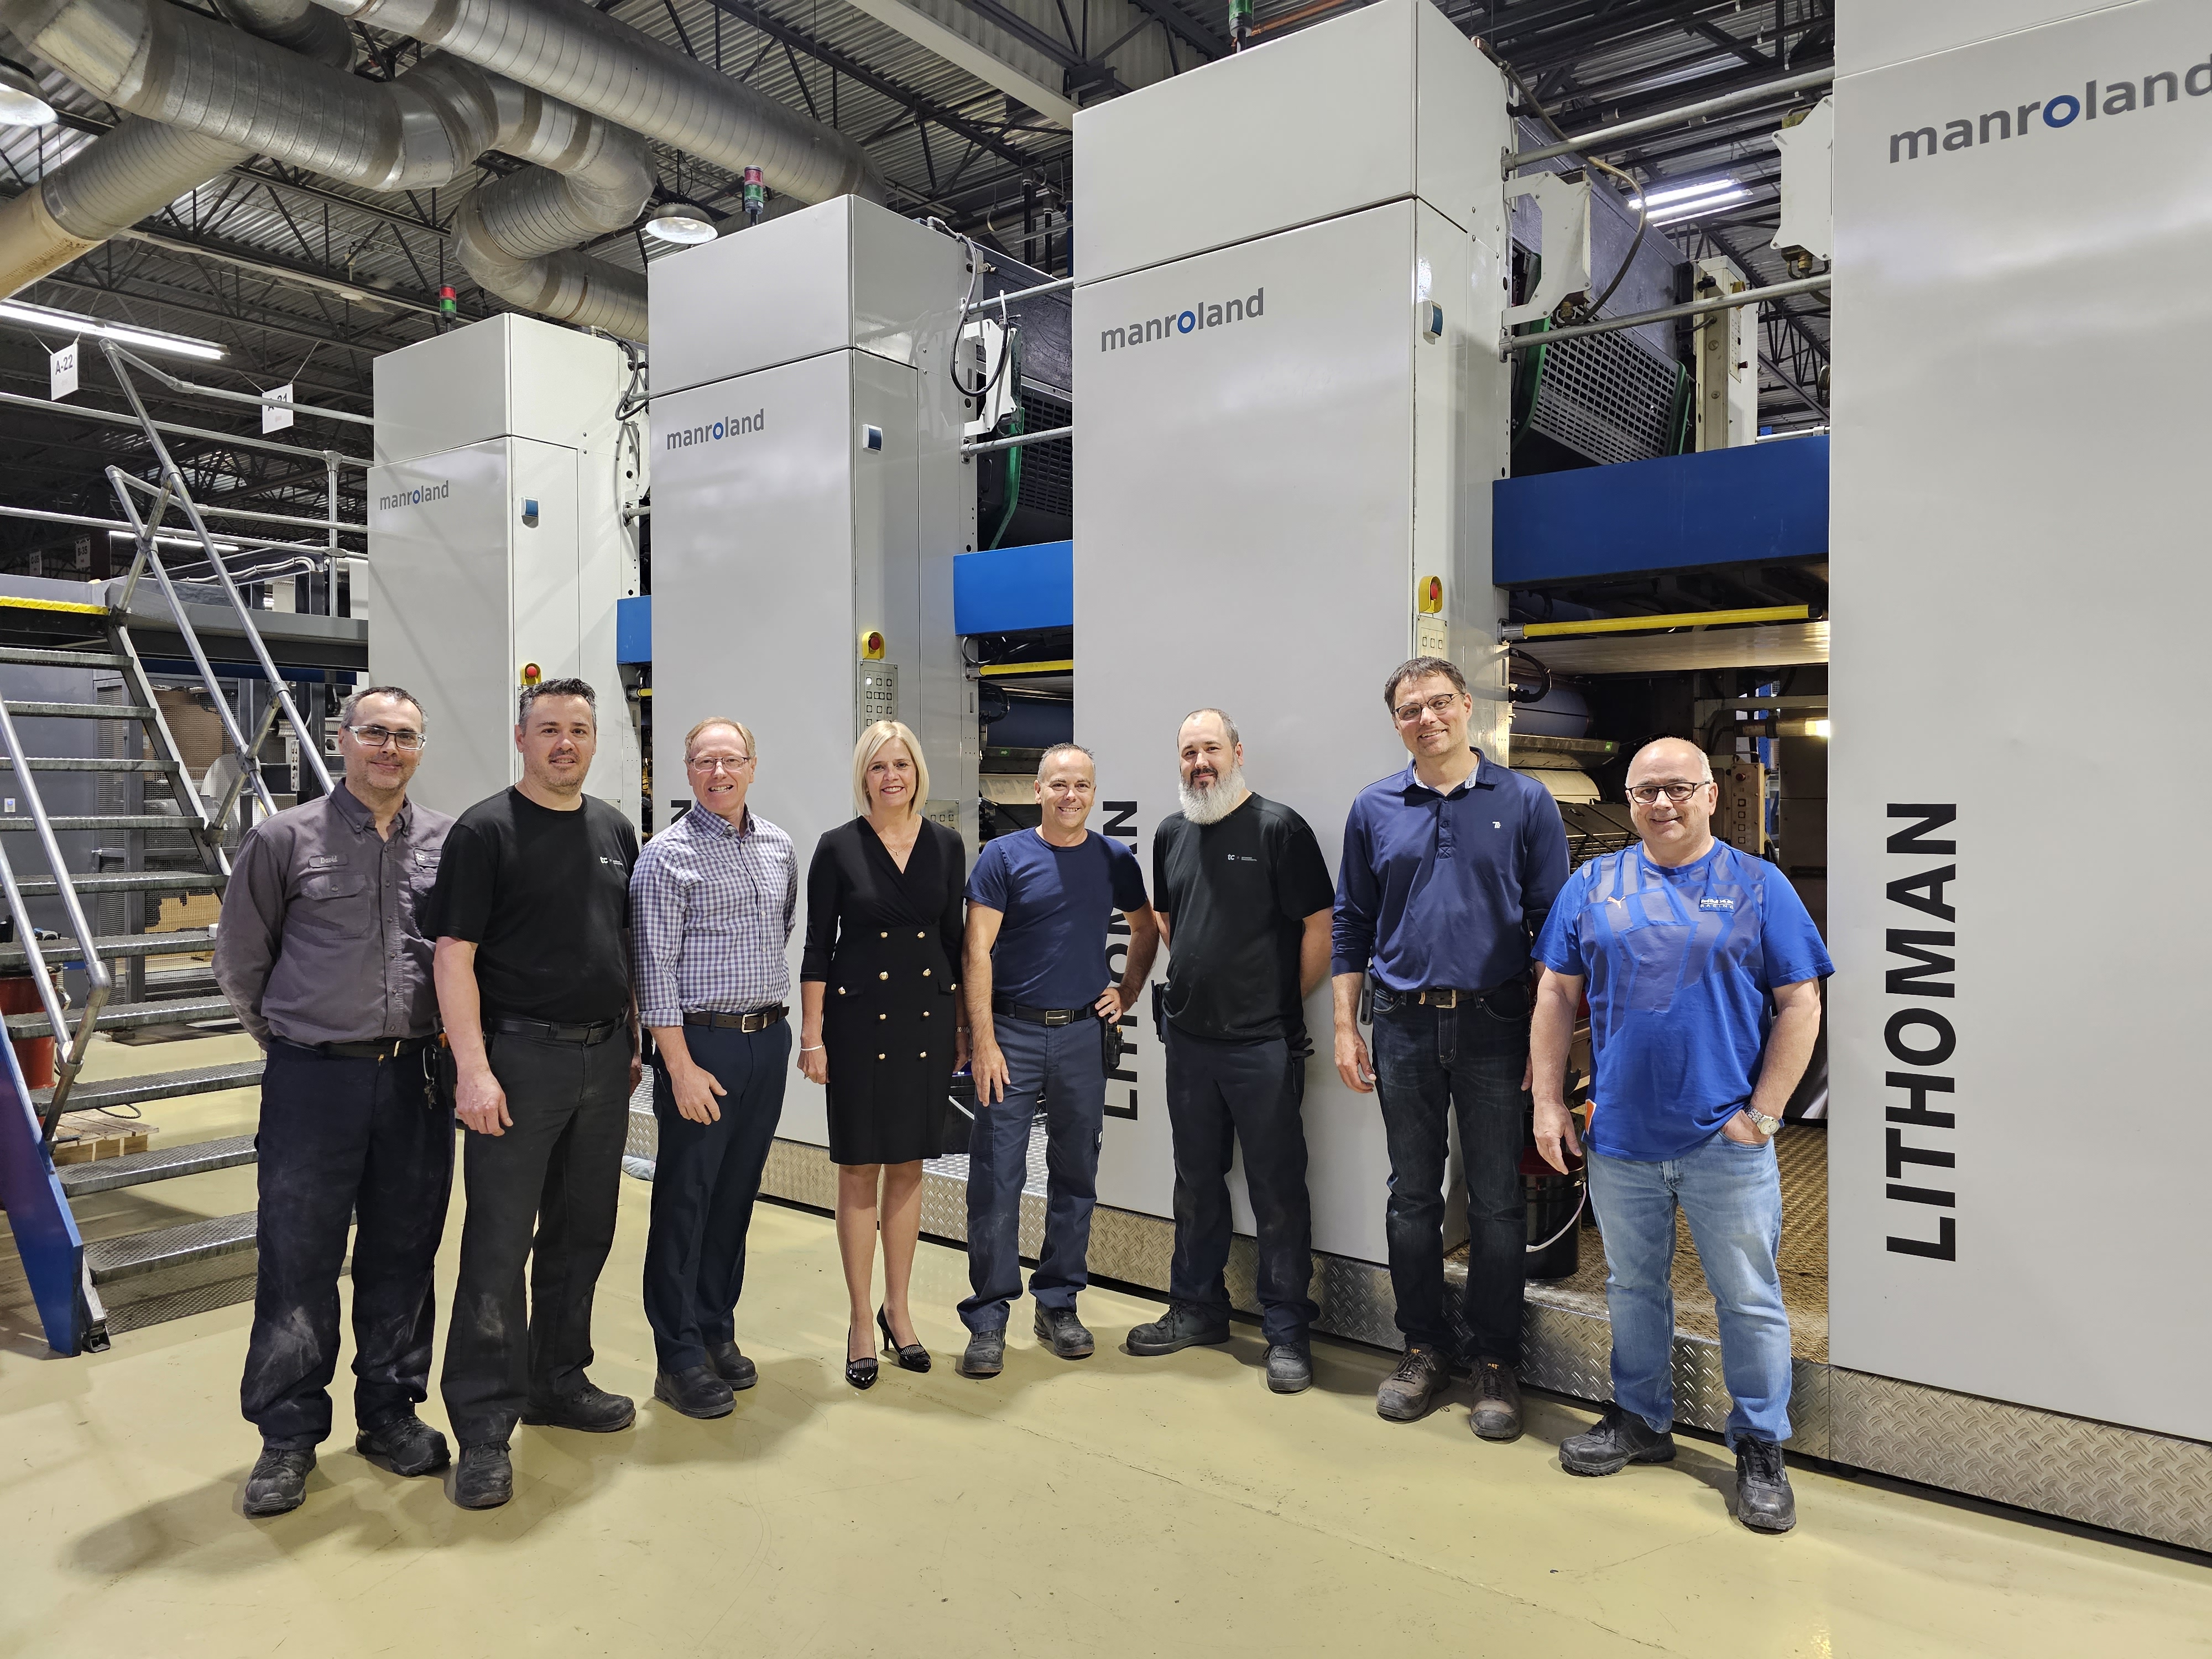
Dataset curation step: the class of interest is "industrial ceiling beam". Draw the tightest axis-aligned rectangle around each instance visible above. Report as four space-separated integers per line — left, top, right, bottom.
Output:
844 0 1085 126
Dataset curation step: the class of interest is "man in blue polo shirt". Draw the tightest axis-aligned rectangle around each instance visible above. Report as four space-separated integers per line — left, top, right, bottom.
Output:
1332 656 1569 1438
960 742 1159 1379
1530 736 1829 1535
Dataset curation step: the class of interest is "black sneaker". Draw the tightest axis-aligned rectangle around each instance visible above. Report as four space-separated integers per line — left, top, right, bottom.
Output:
452 1442 513 1510
523 1377 636 1433
1032 1304 1096 1360
1559 1405 1677 1475
1125 1300 1232 1356
654 1365 737 1420
1734 1435 1797 1533
1264 1343 1313 1394
707 1340 758 1391
242 1447 314 1517
958 1328 1006 1379
1468 1359 1524 1442
356 1414 451 1477
1375 1345 1449 1422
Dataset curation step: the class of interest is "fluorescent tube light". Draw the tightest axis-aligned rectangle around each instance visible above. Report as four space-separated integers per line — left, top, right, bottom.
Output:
0 299 225 360
1650 188 1751 226
1627 176 1739 211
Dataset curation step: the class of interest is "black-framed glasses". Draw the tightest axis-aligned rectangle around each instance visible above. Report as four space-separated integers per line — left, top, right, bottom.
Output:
347 723 425 753
1627 780 1711 806
1392 691 1464 724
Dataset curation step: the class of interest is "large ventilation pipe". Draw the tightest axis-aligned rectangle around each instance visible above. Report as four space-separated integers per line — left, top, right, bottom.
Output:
0 0 657 335
312 0 885 205
0 0 347 298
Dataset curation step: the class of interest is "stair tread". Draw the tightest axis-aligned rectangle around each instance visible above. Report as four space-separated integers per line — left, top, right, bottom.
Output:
58 1133 257 1196
0 930 217 968
0 757 173 772
0 646 129 669
1 701 154 719
13 872 222 896
34 1057 262 1112
7 994 236 1037
0 814 197 831
84 1211 256 1282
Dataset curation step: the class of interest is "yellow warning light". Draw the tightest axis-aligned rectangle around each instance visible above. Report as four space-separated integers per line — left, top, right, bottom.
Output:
1417 576 1444 615
859 630 886 661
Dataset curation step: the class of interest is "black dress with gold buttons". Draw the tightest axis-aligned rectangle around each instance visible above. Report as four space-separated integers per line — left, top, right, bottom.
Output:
800 816 967 1165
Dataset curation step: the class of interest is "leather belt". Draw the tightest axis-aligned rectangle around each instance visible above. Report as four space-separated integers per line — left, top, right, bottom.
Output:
1407 987 1487 1008
488 1015 625 1046
684 1005 788 1032
993 996 1092 1027
281 1035 435 1062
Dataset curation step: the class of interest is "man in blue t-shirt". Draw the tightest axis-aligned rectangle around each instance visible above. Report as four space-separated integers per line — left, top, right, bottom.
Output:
958 742 1159 1378
1531 737 1830 1535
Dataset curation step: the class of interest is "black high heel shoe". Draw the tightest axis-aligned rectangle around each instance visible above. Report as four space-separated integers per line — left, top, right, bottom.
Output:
877 1306 932 1373
844 1323 879 1391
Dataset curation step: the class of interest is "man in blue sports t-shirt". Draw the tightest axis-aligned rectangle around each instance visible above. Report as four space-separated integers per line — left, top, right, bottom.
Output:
959 742 1159 1379
1530 736 1830 1535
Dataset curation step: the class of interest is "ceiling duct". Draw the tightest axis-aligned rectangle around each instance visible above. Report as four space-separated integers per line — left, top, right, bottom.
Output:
0 0 656 335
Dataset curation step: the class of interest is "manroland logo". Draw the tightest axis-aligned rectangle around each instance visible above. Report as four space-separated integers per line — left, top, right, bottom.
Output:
665 408 765 451
1100 288 1265 354
376 479 449 512
1891 53 2212 162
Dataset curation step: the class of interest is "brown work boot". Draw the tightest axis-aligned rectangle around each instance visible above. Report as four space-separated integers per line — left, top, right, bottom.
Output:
1468 1358 1524 1442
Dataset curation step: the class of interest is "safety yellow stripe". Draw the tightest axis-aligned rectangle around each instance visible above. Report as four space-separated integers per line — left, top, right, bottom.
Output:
1519 604 1809 639
979 659 1074 677
0 594 108 616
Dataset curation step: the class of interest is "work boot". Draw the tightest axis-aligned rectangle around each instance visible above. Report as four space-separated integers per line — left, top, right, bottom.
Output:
1468 1359 1524 1442
452 1443 513 1510
1734 1436 1798 1533
1264 1343 1313 1395
242 1447 315 1517
654 1365 737 1420
1559 1405 1677 1475
958 1328 1006 1379
1375 1344 1449 1422
523 1376 636 1433
1125 1300 1232 1356
1032 1304 1096 1360
356 1414 450 1477
707 1339 758 1391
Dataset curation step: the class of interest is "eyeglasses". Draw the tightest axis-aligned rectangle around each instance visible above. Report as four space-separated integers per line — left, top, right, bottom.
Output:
1627 780 1712 806
347 724 425 753
688 755 754 774
1392 691 1465 725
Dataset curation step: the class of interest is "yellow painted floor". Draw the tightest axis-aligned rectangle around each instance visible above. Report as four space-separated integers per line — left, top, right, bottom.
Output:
3 1042 2210 1656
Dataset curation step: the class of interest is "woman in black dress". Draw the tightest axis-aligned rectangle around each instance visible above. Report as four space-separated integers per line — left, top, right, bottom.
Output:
798 719 967 1387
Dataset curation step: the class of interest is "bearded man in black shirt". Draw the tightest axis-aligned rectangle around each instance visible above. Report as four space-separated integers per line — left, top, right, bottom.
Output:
1126 709 1335 1393
429 678 641 1509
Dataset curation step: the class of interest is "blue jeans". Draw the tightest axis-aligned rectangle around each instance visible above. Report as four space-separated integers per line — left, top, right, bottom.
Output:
1164 1024 1317 1345
959 1014 1105 1334
1369 989 1528 1364
642 1021 790 1373
1587 1131 1792 1446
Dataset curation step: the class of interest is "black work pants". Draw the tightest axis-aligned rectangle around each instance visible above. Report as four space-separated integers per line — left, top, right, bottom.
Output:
440 1028 633 1448
641 1021 790 1372
1162 1023 1318 1347
242 1041 452 1452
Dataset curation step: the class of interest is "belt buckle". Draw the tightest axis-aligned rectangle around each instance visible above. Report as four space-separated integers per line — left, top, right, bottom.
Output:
1042 1009 1072 1027
1429 989 1460 1009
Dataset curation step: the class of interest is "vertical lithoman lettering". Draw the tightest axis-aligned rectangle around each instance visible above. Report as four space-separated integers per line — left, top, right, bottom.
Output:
1885 805 1958 1261
1103 800 1141 1120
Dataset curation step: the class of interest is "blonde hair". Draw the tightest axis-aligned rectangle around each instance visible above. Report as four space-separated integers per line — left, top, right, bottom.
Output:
684 716 756 761
852 719 930 816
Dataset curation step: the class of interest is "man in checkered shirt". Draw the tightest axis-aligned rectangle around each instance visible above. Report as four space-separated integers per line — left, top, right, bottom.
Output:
631 716 798 1421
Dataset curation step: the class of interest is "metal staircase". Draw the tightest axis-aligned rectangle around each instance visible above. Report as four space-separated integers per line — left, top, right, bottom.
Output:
0 341 361 1353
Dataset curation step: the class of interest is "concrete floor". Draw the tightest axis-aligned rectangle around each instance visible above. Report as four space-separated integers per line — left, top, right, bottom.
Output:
4 1042 2211 1656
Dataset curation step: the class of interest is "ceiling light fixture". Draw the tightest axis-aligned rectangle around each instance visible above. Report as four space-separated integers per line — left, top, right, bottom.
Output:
1627 176 1739 211
0 62 56 127
1650 187 1752 226
643 202 717 245
0 299 226 360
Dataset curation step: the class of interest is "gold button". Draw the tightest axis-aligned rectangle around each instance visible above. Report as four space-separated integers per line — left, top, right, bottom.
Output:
880 931 888 938
879 972 889 980
919 1051 927 1058
837 987 846 996
917 931 925 939
921 1010 929 1019
879 1013 886 1021
877 1052 886 1060
922 969 931 977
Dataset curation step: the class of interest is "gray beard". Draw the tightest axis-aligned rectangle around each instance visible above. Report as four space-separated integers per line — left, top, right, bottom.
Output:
1178 764 1246 826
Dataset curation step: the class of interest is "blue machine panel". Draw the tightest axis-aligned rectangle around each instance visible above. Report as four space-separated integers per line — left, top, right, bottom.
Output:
1493 435 1828 587
617 594 651 664
954 540 1073 635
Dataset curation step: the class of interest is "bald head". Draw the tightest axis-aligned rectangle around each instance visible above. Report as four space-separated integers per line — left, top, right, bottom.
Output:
1624 737 1718 867
1625 738 1713 789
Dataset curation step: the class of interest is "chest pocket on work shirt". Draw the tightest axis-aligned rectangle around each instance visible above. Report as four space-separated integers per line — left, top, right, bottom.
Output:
295 868 371 934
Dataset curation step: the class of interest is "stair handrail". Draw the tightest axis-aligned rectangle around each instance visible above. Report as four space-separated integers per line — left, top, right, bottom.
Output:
0 695 117 1141
102 344 335 799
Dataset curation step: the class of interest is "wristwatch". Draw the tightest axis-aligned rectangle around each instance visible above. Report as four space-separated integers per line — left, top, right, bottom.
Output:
1744 1108 1782 1138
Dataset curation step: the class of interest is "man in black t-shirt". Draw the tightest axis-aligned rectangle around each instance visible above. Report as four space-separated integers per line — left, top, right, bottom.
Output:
429 677 641 1509
1127 709 1335 1394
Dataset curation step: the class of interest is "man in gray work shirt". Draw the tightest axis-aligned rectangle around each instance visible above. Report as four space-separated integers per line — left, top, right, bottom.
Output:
213 686 453 1518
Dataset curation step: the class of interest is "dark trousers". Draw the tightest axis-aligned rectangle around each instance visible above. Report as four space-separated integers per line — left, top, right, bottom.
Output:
440 1028 633 1448
641 1021 790 1372
242 1042 452 1452
959 1014 1105 1333
1163 1024 1318 1346
1369 989 1529 1366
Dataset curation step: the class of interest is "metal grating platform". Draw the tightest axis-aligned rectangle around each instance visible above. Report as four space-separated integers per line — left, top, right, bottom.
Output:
1527 326 1683 467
